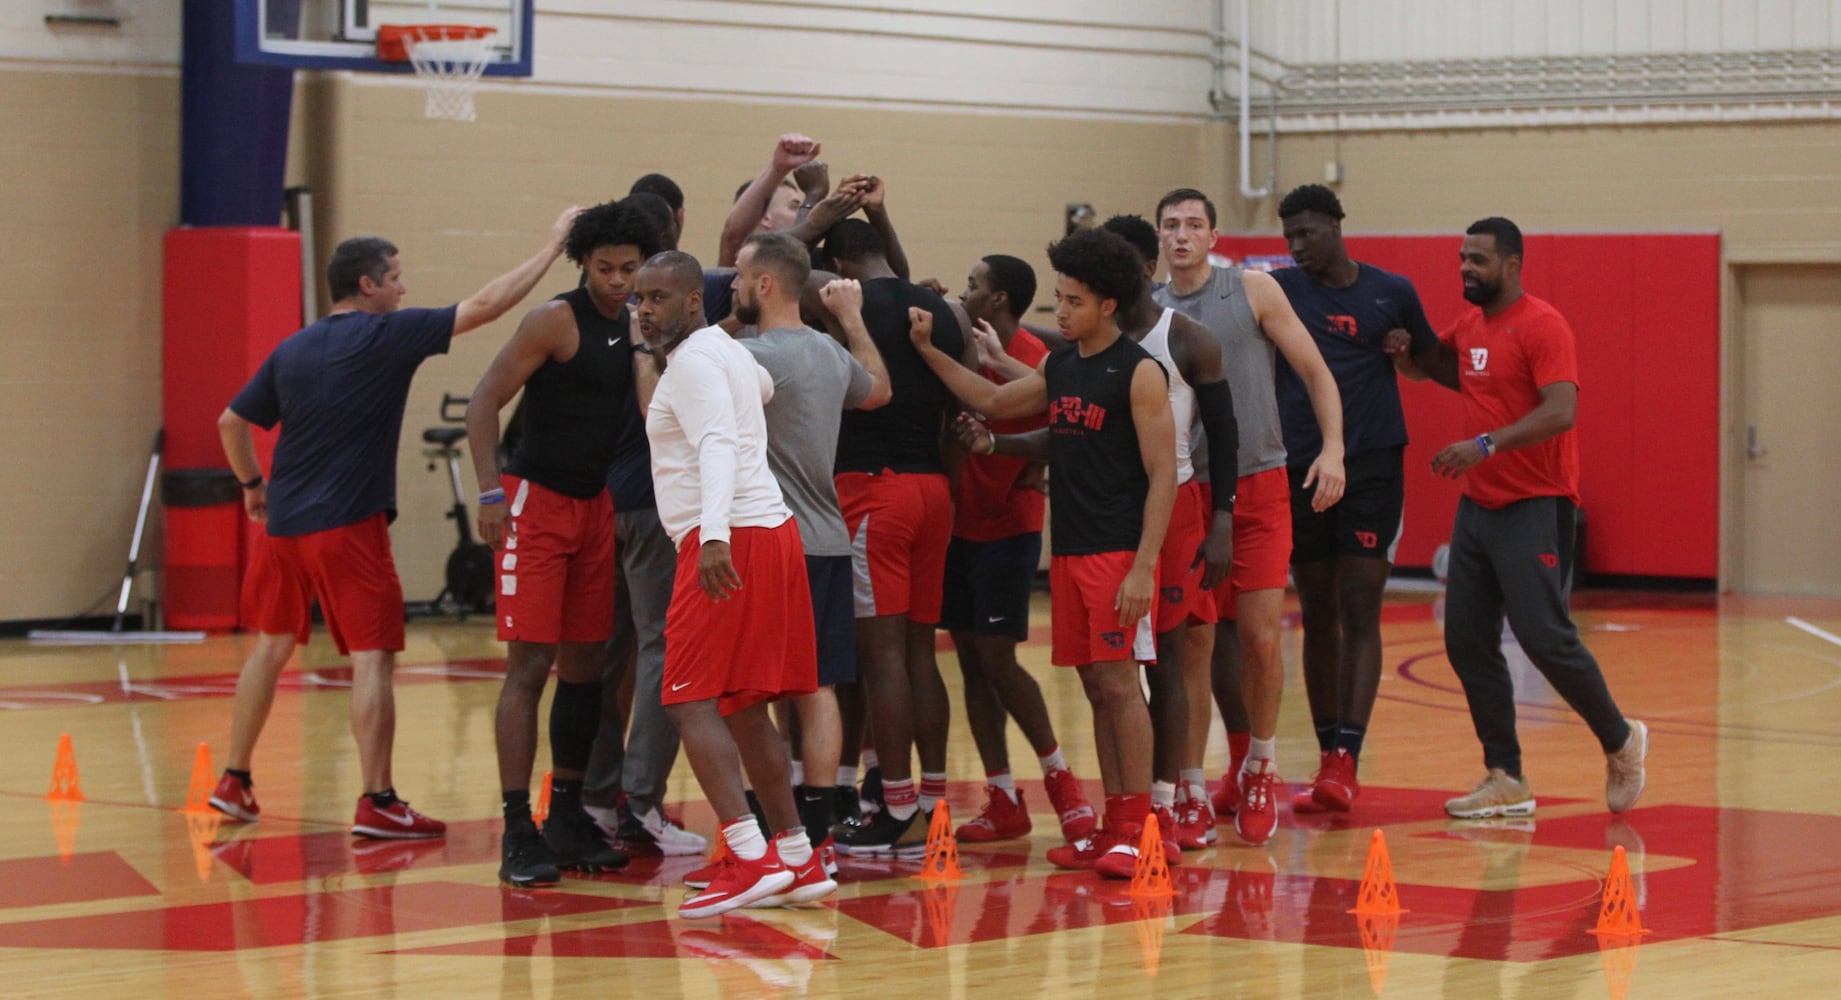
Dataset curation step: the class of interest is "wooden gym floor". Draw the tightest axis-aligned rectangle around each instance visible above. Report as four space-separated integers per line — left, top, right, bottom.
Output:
3 588 1841 998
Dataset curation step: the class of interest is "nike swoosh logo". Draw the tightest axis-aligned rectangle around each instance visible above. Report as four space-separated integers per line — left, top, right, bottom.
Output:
1106 367 1122 373
378 810 418 827
608 337 624 346
670 681 691 692
987 616 1006 623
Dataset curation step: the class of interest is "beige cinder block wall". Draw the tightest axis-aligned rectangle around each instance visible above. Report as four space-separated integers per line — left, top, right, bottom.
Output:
0 70 178 622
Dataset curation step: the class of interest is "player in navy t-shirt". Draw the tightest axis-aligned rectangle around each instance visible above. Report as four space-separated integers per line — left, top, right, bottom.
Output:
210 207 581 840
1270 185 1438 816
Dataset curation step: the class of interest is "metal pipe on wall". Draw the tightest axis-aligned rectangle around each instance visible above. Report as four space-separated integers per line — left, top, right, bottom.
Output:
1239 0 1269 200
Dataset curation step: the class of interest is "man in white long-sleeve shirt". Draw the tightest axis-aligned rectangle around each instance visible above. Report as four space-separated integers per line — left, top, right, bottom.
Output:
632 250 833 919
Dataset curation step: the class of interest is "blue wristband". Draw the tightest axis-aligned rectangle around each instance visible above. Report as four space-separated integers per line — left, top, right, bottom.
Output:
479 488 506 505
1475 434 1496 458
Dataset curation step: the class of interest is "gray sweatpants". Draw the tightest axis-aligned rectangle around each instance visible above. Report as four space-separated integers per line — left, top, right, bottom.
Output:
1443 495 1630 777
583 506 680 812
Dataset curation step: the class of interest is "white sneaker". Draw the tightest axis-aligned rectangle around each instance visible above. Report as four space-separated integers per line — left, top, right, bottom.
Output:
1444 769 1535 819
622 802 710 856
1606 719 1648 814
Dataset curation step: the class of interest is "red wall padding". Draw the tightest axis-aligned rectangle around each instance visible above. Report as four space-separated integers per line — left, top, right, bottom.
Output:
162 227 302 627
1211 232 1719 579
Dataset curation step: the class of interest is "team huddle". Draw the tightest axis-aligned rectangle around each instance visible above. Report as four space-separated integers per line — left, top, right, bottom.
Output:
207 133 1648 920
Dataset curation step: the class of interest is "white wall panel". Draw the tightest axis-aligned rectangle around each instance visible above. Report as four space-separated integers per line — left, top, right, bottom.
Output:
0 0 179 69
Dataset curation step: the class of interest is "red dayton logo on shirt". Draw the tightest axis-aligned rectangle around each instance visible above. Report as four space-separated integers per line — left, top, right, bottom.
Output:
1327 315 1359 337
1049 396 1107 431
1469 347 1489 371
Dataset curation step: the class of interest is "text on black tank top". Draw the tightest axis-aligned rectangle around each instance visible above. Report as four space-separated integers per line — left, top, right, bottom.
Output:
1044 334 1163 555
834 277 965 475
505 287 635 499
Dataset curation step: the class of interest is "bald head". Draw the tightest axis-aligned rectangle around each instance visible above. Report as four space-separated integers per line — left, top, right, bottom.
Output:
634 250 706 349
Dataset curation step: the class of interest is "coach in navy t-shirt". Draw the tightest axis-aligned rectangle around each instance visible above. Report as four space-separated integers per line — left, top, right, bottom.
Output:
210 208 579 844
1268 184 1436 818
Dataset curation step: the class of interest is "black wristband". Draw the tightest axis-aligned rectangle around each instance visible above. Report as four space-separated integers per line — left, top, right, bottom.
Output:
240 475 263 490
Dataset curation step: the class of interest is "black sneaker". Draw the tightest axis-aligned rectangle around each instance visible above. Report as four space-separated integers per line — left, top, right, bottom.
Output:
830 806 929 859
542 801 629 872
860 766 885 816
833 784 862 828
500 818 561 888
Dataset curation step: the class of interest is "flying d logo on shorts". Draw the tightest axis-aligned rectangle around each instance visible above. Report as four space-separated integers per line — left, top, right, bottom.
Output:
1354 531 1378 549
1101 631 1126 650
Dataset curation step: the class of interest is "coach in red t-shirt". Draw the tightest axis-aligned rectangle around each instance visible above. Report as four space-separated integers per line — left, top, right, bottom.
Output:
1387 217 1648 822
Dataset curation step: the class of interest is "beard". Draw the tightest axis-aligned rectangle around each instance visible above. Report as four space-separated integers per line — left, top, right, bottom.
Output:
1462 277 1500 306
734 295 762 326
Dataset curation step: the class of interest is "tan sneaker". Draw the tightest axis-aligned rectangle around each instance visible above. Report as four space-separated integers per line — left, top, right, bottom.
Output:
1444 769 1535 819
1606 719 1648 814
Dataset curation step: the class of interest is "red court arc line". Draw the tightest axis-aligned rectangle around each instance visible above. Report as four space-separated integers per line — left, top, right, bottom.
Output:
0 787 349 828
1704 936 1841 952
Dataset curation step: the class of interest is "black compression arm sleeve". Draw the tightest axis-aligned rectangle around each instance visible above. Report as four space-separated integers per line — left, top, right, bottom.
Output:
1194 379 1238 510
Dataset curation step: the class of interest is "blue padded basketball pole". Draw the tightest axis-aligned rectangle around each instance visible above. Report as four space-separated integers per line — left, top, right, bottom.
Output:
180 0 296 225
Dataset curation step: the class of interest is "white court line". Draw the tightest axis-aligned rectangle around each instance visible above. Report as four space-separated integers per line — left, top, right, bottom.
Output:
1786 616 1841 648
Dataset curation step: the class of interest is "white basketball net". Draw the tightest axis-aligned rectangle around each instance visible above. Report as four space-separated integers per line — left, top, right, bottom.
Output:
406 32 497 122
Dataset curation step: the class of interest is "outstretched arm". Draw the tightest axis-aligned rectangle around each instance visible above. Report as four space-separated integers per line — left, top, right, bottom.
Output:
719 133 820 266
857 175 911 281
909 306 1046 419
453 206 580 336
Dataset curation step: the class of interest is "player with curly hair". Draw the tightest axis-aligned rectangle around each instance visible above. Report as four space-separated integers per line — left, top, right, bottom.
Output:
909 226 1178 880
465 198 664 887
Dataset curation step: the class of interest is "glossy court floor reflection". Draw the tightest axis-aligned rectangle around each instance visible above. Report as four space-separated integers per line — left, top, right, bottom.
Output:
4 590 1841 998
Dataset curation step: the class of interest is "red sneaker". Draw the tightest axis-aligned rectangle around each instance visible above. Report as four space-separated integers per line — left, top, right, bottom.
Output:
208 772 259 823
1311 748 1359 812
1092 835 1142 880
350 796 445 839
1211 771 1240 817
1150 806 1183 864
818 837 838 879
1043 769 1098 842
1046 829 1118 871
1174 797 1218 849
957 785 1032 843
678 849 795 919
753 845 838 907
1292 751 1335 814
1233 762 1280 846
685 840 731 889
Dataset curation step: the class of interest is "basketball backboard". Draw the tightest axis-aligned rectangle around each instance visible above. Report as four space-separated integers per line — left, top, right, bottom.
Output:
232 0 532 76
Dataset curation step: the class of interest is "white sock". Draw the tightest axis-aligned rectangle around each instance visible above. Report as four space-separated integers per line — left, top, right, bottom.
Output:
1151 780 1177 810
775 828 813 865
790 761 806 786
723 816 768 861
1243 736 1277 775
837 765 858 788
1038 746 1068 775
1179 768 1207 803
988 771 1017 800
861 749 880 772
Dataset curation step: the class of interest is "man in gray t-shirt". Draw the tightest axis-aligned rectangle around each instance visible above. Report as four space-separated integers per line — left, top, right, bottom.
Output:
730 234 891 860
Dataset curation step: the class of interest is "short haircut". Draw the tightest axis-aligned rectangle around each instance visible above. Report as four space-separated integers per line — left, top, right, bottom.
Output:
625 192 676 242
1466 216 1524 259
628 173 683 213
1278 183 1345 221
1101 213 1159 266
1156 187 1217 228
638 249 704 288
564 199 665 266
980 254 1037 318
1046 227 1143 311
734 177 800 202
822 218 886 264
741 231 812 295
327 236 397 301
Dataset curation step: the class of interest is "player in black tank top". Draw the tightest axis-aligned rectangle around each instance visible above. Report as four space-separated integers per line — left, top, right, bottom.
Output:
504 286 635 497
834 276 965 474
1043 335 1156 555
463 199 662 887
907 227 1177 877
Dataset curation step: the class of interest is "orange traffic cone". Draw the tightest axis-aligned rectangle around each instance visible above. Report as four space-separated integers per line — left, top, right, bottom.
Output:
533 771 552 827
916 802 964 881
182 742 216 814
1134 894 1172 976
919 882 961 948
46 732 84 802
1590 845 1650 938
1598 931 1643 1000
1129 811 1173 899
1348 829 1408 916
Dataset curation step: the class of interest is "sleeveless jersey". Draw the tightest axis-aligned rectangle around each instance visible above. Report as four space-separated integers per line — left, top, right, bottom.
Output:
1134 307 1196 485
504 287 635 499
1043 334 1163 556
834 278 965 474
1153 267 1285 482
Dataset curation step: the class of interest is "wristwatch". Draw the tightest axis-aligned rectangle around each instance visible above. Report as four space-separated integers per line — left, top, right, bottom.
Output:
1476 433 1496 458
633 342 656 356
240 474 263 490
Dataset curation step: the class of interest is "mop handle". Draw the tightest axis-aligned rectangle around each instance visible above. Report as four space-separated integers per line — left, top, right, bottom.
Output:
113 429 164 631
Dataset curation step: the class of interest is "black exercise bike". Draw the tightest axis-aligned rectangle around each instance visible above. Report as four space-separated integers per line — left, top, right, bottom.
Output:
410 393 496 620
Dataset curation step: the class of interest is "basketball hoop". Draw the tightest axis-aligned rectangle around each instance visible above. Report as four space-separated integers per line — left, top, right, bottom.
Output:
377 25 498 123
